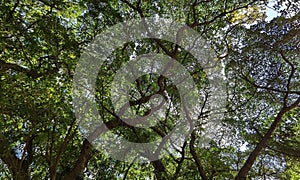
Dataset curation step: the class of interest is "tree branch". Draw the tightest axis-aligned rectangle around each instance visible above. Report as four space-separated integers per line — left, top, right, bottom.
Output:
189 131 208 180
236 97 300 179
0 134 30 180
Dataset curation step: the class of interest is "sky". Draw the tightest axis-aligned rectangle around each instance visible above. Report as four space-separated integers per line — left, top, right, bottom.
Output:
239 0 281 152
265 0 280 22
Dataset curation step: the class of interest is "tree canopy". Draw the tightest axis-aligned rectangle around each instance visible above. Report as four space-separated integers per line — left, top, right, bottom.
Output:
0 0 299 179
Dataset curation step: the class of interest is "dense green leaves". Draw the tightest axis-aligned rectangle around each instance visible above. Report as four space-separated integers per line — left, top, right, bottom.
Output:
1 0 299 179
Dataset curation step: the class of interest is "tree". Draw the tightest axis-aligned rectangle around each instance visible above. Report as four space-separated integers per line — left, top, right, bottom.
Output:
225 7 300 179
1 0 299 179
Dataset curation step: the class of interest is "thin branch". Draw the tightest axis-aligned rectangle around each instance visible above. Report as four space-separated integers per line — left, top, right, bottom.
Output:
280 51 296 106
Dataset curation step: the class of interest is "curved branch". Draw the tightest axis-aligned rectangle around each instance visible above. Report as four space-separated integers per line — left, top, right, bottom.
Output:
236 97 300 179
189 131 208 180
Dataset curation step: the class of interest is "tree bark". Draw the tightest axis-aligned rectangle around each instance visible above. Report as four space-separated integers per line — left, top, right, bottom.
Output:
62 139 92 180
0 134 30 180
236 97 300 179
189 131 208 180
152 160 167 180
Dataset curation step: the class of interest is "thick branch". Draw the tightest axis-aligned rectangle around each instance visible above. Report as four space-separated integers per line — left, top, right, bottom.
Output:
151 160 167 179
189 131 208 180
62 139 92 179
0 134 30 180
236 97 300 179
0 59 60 78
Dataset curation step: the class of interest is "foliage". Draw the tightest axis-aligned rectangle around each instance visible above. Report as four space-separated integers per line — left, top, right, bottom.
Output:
0 0 299 179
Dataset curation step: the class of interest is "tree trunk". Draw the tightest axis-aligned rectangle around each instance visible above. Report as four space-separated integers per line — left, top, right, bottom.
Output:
236 97 300 179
